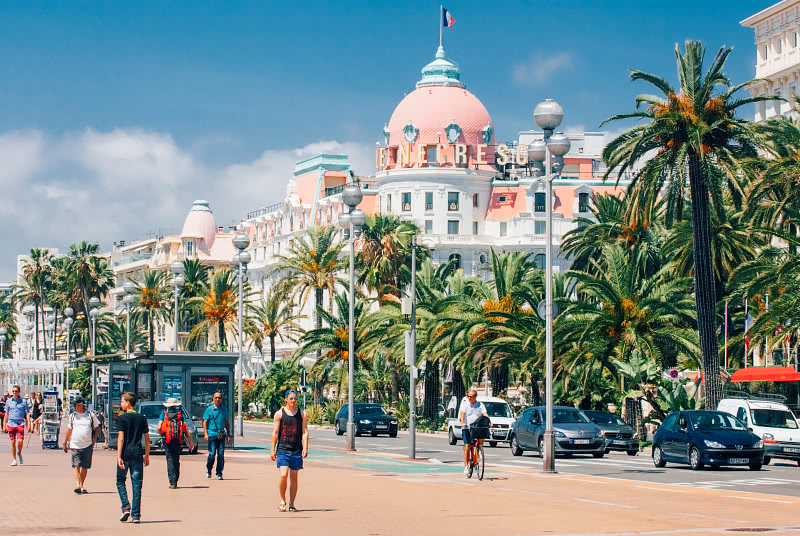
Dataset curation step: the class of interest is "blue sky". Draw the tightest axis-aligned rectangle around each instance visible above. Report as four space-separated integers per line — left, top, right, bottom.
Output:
0 0 776 279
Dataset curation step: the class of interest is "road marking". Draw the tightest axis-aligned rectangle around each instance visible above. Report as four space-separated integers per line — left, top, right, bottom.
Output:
634 485 686 493
722 495 794 503
495 487 548 496
574 498 637 509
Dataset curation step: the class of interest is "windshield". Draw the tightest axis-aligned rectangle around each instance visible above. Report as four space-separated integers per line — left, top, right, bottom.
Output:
542 409 590 424
752 409 799 429
139 405 166 420
586 412 627 426
484 402 511 418
356 406 386 416
689 412 747 431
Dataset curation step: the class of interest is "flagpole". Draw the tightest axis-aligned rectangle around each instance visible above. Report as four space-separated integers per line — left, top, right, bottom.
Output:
765 295 769 368
744 298 749 368
440 5 443 47
724 299 728 370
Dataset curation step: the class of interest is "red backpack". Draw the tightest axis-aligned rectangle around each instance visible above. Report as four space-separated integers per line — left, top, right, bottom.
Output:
159 409 185 445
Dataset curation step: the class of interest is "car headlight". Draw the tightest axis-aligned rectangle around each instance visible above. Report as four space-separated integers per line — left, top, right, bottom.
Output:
762 433 774 441
390 420 397 425
599 430 607 436
753 440 764 449
554 431 566 438
359 420 371 424
703 440 725 449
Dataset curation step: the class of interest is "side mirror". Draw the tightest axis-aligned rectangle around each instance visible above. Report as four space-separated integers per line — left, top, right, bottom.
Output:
747 427 753 432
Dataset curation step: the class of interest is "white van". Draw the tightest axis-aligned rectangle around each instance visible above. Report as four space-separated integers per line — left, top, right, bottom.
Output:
718 396 800 465
447 395 515 447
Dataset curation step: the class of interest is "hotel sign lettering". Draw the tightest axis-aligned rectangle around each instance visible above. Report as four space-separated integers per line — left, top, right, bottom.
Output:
376 143 529 170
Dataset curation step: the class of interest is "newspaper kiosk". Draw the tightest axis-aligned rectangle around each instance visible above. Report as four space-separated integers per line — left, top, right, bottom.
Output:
41 389 61 449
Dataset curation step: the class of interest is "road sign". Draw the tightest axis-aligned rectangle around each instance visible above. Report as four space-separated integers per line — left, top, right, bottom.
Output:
537 300 559 321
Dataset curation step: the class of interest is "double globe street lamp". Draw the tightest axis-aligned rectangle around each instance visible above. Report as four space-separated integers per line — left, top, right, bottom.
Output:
233 231 251 438
337 183 365 452
528 98 570 473
0 326 7 359
123 281 136 358
171 262 185 352
63 307 74 407
89 296 100 410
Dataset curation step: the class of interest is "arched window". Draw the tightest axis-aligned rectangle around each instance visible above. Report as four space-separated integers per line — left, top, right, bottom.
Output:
448 253 462 270
534 253 546 269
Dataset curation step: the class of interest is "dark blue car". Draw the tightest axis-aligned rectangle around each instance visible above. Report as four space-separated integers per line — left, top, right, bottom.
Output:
652 410 764 471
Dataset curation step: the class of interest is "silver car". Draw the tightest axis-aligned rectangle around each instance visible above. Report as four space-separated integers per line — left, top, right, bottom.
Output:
510 406 606 458
136 401 199 453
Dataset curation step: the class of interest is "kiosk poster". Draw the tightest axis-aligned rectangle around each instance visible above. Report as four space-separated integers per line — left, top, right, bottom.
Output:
191 375 228 422
162 375 183 402
110 372 133 430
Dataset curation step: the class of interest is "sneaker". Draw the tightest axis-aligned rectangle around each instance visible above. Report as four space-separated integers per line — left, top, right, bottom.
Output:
464 465 470 477
169 484 177 489
10 459 16 466
206 471 211 479
216 474 223 480
16 454 22 465
131 517 140 524
120 510 130 522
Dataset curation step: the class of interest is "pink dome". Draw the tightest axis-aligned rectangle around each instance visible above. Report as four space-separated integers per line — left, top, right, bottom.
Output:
181 200 217 250
387 86 493 147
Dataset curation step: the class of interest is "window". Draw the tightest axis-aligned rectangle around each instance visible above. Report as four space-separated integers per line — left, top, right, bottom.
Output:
499 222 507 237
448 192 459 211
535 221 546 235
472 221 479 235
498 195 507 202
425 192 433 211
186 240 194 258
764 45 769 60
795 32 798 48
386 193 392 212
778 38 783 54
447 220 459 235
736 407 748 426
425 220 433 234
472 193 479 207
402 192 411 212
448 253 462 270
579 192 590 213
534 254 545 269
426 145 438 166
534 192 546 212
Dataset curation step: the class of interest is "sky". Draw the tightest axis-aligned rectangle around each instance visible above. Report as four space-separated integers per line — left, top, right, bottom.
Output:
0 0 776 281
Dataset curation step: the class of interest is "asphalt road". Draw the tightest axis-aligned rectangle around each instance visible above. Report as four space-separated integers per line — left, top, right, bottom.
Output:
244 422 800 498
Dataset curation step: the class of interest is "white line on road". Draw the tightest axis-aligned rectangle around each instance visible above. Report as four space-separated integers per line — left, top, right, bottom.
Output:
634 485 686 493
722 495 794 503
574 498 637 509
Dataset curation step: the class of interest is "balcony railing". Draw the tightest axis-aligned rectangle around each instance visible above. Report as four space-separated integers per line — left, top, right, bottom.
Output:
247 202 282 220
402 202 411 212
113 252 153 267
324 185 345 197
448 202 459 211
425 202 433 211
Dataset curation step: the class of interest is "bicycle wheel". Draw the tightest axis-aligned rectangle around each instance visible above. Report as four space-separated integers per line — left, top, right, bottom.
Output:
466 445 474 479
476 444 485 481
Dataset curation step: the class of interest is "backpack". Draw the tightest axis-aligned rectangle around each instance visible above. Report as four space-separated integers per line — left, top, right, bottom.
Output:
159 409 185 445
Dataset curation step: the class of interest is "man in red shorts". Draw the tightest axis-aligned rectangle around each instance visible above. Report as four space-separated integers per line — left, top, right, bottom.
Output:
3 385 31 466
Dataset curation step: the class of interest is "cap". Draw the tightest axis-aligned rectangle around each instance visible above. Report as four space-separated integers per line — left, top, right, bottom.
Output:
285 389 298 398
164 397 181 408
73 396 85 406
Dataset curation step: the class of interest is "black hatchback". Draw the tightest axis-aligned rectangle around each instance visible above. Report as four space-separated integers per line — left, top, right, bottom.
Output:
652 410 764 471
335 404 398 437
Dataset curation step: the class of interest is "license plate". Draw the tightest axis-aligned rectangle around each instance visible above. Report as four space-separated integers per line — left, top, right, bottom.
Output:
376 425 388 429
728 458 749 464
613 440 627 446
784 447 800 453
573 439 590 445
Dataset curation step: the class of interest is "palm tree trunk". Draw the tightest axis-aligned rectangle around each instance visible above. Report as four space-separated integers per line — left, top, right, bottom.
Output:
491 362 509 396
218 321 226 350
451 369 465 413
688 153 722 409
423 360 440 420
34 306 40 360
530 375 542 406
390 369 399 404
270 334 276 363
148 313 154 353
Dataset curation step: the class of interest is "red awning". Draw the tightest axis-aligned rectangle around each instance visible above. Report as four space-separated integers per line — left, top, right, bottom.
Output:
730 366 800 383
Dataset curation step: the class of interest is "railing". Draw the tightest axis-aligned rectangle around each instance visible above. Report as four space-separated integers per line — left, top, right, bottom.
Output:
448 202 459 211
247 202 282 220
402 203 411 212
113 252 153 267
425 203 433 211
324 185 345 197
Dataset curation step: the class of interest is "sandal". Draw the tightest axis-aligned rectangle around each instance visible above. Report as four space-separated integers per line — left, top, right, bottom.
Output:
278 502 287 512
288 506 297 512
81 488 88 494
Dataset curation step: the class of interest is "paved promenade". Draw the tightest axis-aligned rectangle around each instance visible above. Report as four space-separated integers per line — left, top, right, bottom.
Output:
3 430 799 536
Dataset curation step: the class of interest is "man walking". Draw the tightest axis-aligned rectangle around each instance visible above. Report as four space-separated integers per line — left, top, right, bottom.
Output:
203 392 230 480
62 396 99 494
158 398 194 489
270 389 308 512
3 385 30 466
116 392 149 524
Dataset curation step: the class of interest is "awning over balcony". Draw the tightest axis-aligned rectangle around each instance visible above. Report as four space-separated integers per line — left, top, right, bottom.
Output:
730 366 800 383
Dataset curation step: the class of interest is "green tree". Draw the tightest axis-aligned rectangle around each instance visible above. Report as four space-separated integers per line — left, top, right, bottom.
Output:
246 290 304 363
601 41 773 408
133 269 171 352
185 268 241 351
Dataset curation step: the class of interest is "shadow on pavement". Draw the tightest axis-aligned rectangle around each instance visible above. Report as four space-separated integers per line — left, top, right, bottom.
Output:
138 520 181 524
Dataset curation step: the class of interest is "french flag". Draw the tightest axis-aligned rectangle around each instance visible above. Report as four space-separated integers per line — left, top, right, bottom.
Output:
443 7 455 28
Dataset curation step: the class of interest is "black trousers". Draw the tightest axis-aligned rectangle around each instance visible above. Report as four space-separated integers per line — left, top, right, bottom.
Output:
165 443 181 486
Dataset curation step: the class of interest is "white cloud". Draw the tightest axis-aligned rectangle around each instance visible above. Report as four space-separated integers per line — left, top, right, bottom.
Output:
512 52 574 88
0 128 374 281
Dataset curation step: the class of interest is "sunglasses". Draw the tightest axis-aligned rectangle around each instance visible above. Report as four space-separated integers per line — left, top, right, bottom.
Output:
213 397 222 400
287 397 297 401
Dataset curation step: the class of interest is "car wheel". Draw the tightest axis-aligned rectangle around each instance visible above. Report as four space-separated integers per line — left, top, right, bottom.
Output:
605 449 610 455
538 436 545 457
689 446 703 470
489 441 497 448
389 430 397 438
448 428 458 445
763 457 771 465
335 421 344 436
652 445 666 468
592 449 604 458
510 435 523 456
627 450 638 456
749 462 763 471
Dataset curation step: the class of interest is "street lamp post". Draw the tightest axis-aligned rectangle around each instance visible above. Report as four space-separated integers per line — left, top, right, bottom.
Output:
529 98 570 473
89 296 100 411
339 183 364 452
46 309 55 361
233 232 251 438
23 304 36 360
0 326 7 360
63 308 74 408
409 234 417 460
123 282 135 359
170 262 185 352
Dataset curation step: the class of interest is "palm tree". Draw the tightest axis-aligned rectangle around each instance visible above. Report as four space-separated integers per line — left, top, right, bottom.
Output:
600 41 774 408
66 241 114 328
179 259 211 349
186 268 240 351
358 215 426 300
15 248 56 359
0 293 18 358
246 290 304 363
133 269 171 352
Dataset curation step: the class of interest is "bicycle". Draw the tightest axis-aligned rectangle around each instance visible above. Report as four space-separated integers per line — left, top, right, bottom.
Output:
466 426 489 480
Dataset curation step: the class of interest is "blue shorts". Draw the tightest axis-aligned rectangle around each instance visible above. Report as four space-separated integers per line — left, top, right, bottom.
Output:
276 451 303 471
462 428 474 445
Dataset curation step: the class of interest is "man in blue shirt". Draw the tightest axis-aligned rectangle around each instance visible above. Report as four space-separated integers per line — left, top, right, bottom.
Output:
202 392 230 480
3 385 30 466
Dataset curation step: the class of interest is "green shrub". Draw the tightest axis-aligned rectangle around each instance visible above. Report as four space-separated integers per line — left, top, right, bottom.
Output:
305 404 325 425
326 401 343 424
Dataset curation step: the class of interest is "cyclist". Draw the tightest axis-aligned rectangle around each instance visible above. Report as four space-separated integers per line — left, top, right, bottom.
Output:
459 390 488 477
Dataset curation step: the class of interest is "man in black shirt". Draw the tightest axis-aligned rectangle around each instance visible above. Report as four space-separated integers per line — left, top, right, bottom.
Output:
115 392 149 524
270 389 308 512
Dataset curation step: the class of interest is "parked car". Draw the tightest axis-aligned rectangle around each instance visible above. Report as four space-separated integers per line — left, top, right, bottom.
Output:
583 410 640 456
137 401 199 453
718 396 800 465
652 410 764 471
509 406 605 458
335 403 398 437
447 396 515 447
